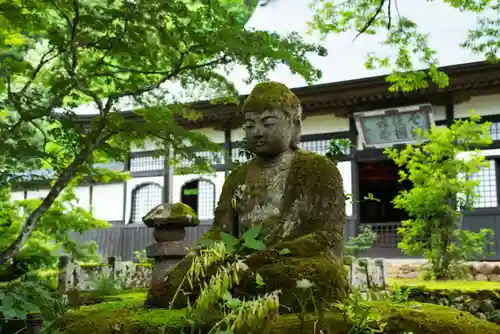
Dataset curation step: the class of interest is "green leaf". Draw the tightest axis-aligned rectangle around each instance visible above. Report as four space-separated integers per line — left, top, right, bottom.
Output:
226 297 242 309
278 248 292 256
2 294 15 309
255 272 265 286
242 225 262 241
243 238 266 251
220 232 239 248
222 291 233 301
2 308 17 319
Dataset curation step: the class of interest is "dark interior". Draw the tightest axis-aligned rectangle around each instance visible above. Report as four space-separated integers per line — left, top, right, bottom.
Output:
181 180 199 214
358 160 411 223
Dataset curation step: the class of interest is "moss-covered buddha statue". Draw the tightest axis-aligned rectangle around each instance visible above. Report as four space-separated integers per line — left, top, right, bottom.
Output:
147 81 348 310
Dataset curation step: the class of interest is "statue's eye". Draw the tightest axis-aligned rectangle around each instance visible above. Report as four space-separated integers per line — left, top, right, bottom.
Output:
243 123 255 130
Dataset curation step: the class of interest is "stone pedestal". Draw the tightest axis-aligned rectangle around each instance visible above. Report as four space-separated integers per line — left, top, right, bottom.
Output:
142 202 200 295
146 241 190 288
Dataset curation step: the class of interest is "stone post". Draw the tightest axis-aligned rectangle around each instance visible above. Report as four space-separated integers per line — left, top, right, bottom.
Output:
143 203 200 293
26 313 43 334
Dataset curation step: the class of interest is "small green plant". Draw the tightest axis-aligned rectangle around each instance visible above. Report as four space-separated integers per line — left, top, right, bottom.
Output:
390 283 413 303
327 138 353 158
89 273 124 296
0 274 62 329
333 292 387 334
385 113 495 280
132 249 153 265
344 226 378 264
171 224 282 333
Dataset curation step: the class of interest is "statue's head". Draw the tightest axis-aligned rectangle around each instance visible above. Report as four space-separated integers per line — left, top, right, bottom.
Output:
242 82 302 158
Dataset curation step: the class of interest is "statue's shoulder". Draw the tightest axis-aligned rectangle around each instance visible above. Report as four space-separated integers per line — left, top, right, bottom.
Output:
291 150 343 195
293 149 339 174
222 159 254 187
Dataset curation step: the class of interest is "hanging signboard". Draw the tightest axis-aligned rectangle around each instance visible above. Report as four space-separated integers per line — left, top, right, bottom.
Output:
354 104 435 149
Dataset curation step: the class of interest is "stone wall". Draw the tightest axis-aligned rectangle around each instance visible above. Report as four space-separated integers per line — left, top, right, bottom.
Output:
347 258 388 291
387 260 500 281
61 259 152 292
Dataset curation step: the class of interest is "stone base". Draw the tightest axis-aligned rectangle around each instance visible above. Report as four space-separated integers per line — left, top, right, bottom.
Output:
146 241 190 302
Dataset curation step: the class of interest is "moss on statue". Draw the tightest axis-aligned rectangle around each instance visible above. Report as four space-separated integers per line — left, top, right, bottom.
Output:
242 81 301 116
55 300 500 333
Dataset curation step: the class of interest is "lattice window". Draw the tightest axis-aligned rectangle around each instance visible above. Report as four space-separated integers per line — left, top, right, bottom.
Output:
471 161 498 208
198 179 216 219
130 156 165 172
130 183 163 223
177 151 224 168
231 147 251 164
359 223 401 249
489 122 500 141
299 139 331 155
180 179 216 220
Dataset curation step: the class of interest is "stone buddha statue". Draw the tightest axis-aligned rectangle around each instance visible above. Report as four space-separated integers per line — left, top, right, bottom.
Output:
147 81 348 310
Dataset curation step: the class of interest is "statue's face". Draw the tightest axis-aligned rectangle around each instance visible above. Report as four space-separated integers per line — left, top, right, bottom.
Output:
243 109 293 157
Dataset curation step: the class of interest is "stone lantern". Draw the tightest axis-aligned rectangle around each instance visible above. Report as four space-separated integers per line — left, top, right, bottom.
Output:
142 202 200 289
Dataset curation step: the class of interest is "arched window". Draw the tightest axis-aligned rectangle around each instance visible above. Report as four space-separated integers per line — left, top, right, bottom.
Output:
180 179 216 220
130 182 163 224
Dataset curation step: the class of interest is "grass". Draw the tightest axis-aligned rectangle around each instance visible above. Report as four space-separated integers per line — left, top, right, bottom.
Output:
389 278 500 291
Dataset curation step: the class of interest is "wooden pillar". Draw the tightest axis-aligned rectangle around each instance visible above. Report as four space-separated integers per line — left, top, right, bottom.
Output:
349 116 360 238
224 128 232 176
161 141 175 204
122 153 130 224
445 97 455 127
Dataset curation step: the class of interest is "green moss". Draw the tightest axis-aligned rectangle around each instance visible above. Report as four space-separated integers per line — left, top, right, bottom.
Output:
169 202 198 221
390 278 500 292
242 81 300 115
54 301 500 334
241 255 348 312
143 202 200 228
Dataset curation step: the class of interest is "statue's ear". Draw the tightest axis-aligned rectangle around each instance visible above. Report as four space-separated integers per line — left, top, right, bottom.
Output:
290 113 302 150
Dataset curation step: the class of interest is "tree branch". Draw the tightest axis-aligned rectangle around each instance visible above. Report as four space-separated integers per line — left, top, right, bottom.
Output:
109 54 231 100
50 0 72 30
353 0 386 40
0 113 110 264
19 46 59 96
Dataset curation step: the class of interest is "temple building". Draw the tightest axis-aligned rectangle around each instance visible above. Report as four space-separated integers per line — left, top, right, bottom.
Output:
12 0 500 260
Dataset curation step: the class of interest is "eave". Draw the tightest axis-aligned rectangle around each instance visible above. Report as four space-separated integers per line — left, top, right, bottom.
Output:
73 61 500 130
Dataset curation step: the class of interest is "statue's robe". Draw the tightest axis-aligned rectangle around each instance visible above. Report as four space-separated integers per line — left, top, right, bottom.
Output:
146 149 348 309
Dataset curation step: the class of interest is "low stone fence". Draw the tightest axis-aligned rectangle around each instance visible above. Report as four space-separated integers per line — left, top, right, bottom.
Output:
58 256 388 294
347 258 388 291
59 256 152 293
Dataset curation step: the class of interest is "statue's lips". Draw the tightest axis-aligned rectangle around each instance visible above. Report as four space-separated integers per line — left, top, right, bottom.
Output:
254 141 266 147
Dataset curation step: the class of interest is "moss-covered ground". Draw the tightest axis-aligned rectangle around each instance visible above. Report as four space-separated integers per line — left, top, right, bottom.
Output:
389 278 500 291
53 298 500 334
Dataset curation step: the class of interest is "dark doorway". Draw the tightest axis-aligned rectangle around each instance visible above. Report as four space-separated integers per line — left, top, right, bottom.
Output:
181 180 199 214
358 160 410 223
357 160 412 255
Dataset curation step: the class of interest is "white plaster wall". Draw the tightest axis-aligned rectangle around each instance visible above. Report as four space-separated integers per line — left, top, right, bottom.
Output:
231 128 245 142
72 186 91 211
130 139 159 153
11 191 25 201
26 189 49 200
231 114 349 142
338 161 353 216
433 105 446 122
455 94 500 119
172 172 226 220
92 183 124 221
190 128 225 144
302 114 349 134
124 176 163 224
